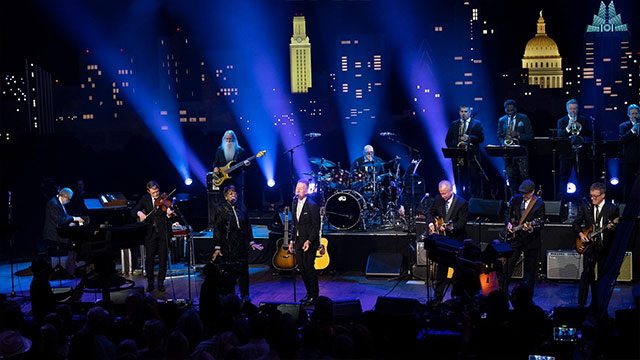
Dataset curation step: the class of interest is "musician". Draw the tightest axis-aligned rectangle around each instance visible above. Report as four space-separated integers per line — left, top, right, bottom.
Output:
556 99 592 198
351 144 384 174
497 99 534 197
292 179 321 305
211 185 263 301
572 182 620 308
619 104 640 201
42 188 85 276
131 181 173 293
426 180 468 305
212 130 250 206
502 179 545 295
445 105 485 199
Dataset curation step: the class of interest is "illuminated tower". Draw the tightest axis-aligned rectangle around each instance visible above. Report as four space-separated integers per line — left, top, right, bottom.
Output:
581 0 634 135
522 11 563 89
290 16 312 93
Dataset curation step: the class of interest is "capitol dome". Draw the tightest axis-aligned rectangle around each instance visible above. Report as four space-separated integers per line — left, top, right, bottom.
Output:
522 11 563 89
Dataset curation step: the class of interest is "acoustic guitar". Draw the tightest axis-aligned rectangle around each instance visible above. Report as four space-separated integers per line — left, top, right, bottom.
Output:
500 218 542 242
432 216 453 236
315 207 330 270
272 207 296 271
212 150 266 187
575 217 619 255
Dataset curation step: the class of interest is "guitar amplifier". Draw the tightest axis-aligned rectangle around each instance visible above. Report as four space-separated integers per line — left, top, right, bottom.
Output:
416 240 427 266
596 251 633 282
547 250 583 280
511 253 524 279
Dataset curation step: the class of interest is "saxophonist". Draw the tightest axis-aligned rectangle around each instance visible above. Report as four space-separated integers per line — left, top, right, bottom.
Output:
446 105 485 199
497 99 534 197
556 99 592 199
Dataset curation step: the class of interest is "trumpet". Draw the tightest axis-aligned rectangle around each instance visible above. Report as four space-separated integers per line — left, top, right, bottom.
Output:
504 131 519 147
568 119 584 150
570 121 582 136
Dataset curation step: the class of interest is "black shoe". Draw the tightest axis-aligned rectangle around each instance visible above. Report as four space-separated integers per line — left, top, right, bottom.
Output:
303 297 317 306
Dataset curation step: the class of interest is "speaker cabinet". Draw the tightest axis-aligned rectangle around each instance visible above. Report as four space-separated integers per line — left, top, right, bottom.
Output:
596 251 633 282
333 299 363 323
547 250 583 280
366 253 402 276
416 241 427 266
259 302 306 324
374 296 421 315
193 230 214 265
511 253 524 279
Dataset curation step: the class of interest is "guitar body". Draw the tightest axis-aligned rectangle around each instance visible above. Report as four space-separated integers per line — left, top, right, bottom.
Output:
575 218 619 255
212 161 234 187
314 237 330 270
575 227 593 255
272 206 296 271
272 238 296 271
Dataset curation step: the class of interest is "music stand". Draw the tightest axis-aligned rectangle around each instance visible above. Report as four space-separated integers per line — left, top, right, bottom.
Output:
485 145 527 201
533 138 571 200
595 140 622 183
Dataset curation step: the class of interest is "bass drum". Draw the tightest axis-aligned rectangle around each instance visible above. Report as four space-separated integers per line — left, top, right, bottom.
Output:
325 190 366 230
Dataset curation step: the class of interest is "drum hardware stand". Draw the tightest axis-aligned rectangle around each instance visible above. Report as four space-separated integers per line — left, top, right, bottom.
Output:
284 136 320 194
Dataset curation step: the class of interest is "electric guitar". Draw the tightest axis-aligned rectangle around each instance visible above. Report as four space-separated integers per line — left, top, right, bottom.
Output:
212 150 266 187
315 207 330 270
272 207 296 271
501 218 542 242
575 217 619 255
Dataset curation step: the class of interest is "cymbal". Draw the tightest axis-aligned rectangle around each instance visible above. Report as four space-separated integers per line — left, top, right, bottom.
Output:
361 159 385 167
309 157 336 168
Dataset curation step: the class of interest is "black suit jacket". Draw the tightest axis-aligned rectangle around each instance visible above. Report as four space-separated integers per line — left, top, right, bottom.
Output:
506 195 545 249
292 197 320 250
212 146 247 188
556 115 592 159
572 200 620 255
497 113 534 146
213 202 254 259
445 119 485 154
42 196 75 242
619 121 640 164
426 195 468 241
130 195 171 241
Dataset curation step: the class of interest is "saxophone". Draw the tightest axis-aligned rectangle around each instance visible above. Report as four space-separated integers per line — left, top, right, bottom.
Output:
456 119 468 149
503 117 519 147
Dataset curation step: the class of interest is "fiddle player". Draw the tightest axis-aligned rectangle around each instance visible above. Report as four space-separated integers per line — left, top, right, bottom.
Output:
131 181 174 293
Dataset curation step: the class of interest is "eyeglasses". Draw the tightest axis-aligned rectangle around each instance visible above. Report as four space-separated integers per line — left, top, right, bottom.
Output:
589 193 603 199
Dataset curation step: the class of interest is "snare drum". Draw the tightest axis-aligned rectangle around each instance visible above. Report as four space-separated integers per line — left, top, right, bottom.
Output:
324 190 366 230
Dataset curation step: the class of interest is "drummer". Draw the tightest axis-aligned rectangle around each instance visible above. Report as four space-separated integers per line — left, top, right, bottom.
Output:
351 145 385 175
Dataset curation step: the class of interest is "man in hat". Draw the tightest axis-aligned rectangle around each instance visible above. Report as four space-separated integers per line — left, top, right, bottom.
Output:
501 179 545 295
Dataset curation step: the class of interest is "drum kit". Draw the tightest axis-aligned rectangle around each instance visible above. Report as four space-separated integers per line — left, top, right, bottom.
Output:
304 157 406 231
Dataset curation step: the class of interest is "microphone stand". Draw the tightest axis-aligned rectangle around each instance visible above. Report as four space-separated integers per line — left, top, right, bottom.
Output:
170 202 194 306
284 137 319 194
381 135 421 232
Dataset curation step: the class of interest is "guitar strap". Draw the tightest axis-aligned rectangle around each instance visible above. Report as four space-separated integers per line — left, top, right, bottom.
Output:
518 196 537 225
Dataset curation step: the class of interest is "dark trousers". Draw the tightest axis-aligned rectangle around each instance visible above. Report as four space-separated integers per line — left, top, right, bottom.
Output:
218 259 250 298
433 263 450 302
502 246 539 295
559 154 588 199
578 250 604 308
145 235 168 286
621 162 639 202
452 156 482 200
295 247 319 298
505 156 529 197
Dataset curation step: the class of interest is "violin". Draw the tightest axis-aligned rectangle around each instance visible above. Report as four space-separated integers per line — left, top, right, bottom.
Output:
154 193 174 213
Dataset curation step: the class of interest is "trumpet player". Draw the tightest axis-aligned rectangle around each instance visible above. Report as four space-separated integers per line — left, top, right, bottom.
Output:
556 99 592 199
445 105 485 199
497 99 534 197
619 104 640 201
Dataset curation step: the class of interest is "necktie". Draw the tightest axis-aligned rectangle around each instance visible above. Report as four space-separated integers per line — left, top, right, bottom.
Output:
463 120 468 134
594 206 600 230
231 206 240 228
445 200 450 214
521 201 526 213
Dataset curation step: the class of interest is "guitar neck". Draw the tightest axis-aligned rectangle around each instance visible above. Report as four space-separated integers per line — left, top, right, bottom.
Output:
228 154 257 172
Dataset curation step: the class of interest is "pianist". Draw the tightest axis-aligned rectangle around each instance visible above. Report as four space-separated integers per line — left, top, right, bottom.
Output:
42 187 85 277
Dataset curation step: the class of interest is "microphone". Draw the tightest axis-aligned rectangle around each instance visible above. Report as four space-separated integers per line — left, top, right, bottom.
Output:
293 194 298 200
380 132 396 137
305 132 322 138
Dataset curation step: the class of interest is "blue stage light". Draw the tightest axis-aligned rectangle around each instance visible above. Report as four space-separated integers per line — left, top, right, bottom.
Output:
609 177 619 186
566 182 576 194
184 178 193 186
267 179 276 188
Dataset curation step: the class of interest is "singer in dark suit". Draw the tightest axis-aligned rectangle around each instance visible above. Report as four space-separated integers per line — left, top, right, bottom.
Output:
502 179 545 295
619 104 640 202
426 180 468 304
445 105 485 199
556 99 592 198
131 180 174 293
292 179 321 305
497 99 534 197
42 188 85 276
572 182 620 309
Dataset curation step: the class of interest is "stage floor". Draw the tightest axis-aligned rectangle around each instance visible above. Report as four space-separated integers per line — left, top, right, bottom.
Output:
2 260 635 317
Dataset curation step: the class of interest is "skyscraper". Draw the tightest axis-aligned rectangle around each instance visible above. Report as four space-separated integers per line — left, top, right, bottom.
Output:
581 0 635 136
290 16 312 94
